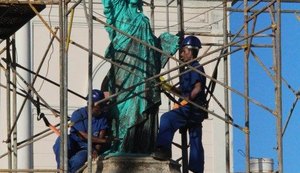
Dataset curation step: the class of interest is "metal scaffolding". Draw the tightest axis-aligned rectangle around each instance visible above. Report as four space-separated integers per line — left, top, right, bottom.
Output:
0 0 299 172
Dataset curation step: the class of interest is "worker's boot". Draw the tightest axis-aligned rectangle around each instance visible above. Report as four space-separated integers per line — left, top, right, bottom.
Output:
151 147 171 161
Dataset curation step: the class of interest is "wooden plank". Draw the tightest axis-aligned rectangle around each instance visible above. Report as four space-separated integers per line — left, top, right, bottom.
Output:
0 0 60 5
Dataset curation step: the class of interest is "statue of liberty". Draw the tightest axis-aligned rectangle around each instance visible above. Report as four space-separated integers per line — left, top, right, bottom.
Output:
101 0 178 155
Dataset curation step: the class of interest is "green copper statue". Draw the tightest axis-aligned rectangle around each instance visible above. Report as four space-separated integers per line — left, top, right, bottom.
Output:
102 0 178 155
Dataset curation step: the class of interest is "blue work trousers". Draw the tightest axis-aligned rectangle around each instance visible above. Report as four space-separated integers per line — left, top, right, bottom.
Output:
53 136 87 173
156 105 204 173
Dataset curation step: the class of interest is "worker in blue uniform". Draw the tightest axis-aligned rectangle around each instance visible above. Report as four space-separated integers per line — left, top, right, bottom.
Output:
153 35 206 173
53 89 112 173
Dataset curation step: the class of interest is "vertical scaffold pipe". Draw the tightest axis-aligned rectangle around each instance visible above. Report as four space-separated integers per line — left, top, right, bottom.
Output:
166 0 172 111
12 35 17 171
243 0 250 173
6 38 12 170
87 0 94 172
275 0 283 172
59 0 68 172
223 0 231 173
150 0 155 32
177 1 188 173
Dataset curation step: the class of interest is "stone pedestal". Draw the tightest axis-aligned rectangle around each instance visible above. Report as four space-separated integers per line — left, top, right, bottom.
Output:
83 156 181 173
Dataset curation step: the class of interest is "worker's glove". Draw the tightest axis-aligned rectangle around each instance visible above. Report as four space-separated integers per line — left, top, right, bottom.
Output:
159 76 173 91
173 100 188 109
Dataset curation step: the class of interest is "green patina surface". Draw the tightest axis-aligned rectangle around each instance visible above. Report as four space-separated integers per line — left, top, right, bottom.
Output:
102 0 178 155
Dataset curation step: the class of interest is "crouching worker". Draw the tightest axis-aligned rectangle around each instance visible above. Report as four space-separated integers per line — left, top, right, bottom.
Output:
53 89 113 173
153 36 206 173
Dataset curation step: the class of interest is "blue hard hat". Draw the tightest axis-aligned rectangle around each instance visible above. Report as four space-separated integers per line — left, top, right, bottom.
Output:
86 89 105 103
181 35 202 49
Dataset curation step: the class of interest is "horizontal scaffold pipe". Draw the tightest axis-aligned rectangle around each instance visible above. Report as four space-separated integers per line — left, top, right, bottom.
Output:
185 31 274 38
228 8 300 14
235 44 273 48
204 43 273 48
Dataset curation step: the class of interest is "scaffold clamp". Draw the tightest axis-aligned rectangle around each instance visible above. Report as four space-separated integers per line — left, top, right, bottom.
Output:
241 44 248 49
296 91 300 98
243 127 250 134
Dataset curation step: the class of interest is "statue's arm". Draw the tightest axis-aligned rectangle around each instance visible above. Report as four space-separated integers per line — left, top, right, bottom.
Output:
102 0 117 40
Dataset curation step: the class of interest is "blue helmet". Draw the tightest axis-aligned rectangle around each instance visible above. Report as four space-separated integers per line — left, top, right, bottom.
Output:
181 35 202 49
86 89 105 103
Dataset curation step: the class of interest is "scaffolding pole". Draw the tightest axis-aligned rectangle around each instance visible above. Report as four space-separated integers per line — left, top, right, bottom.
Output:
87 0 94 172
6 38 12 170
275 0 283 172
59 0 68 172
223 0 231 173
12 35 18 171
243 0 250 172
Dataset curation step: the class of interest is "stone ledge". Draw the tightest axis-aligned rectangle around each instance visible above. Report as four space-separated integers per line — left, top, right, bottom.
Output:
83 156 181 173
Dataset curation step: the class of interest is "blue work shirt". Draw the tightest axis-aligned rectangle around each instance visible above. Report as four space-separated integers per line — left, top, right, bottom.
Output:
69 107 109 149
180 61 206 100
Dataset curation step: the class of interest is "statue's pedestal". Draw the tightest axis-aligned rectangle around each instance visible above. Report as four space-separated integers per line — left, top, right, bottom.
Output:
83 156 181 173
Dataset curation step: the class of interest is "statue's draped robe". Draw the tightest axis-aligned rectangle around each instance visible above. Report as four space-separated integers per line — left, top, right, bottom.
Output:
102 0 178 154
